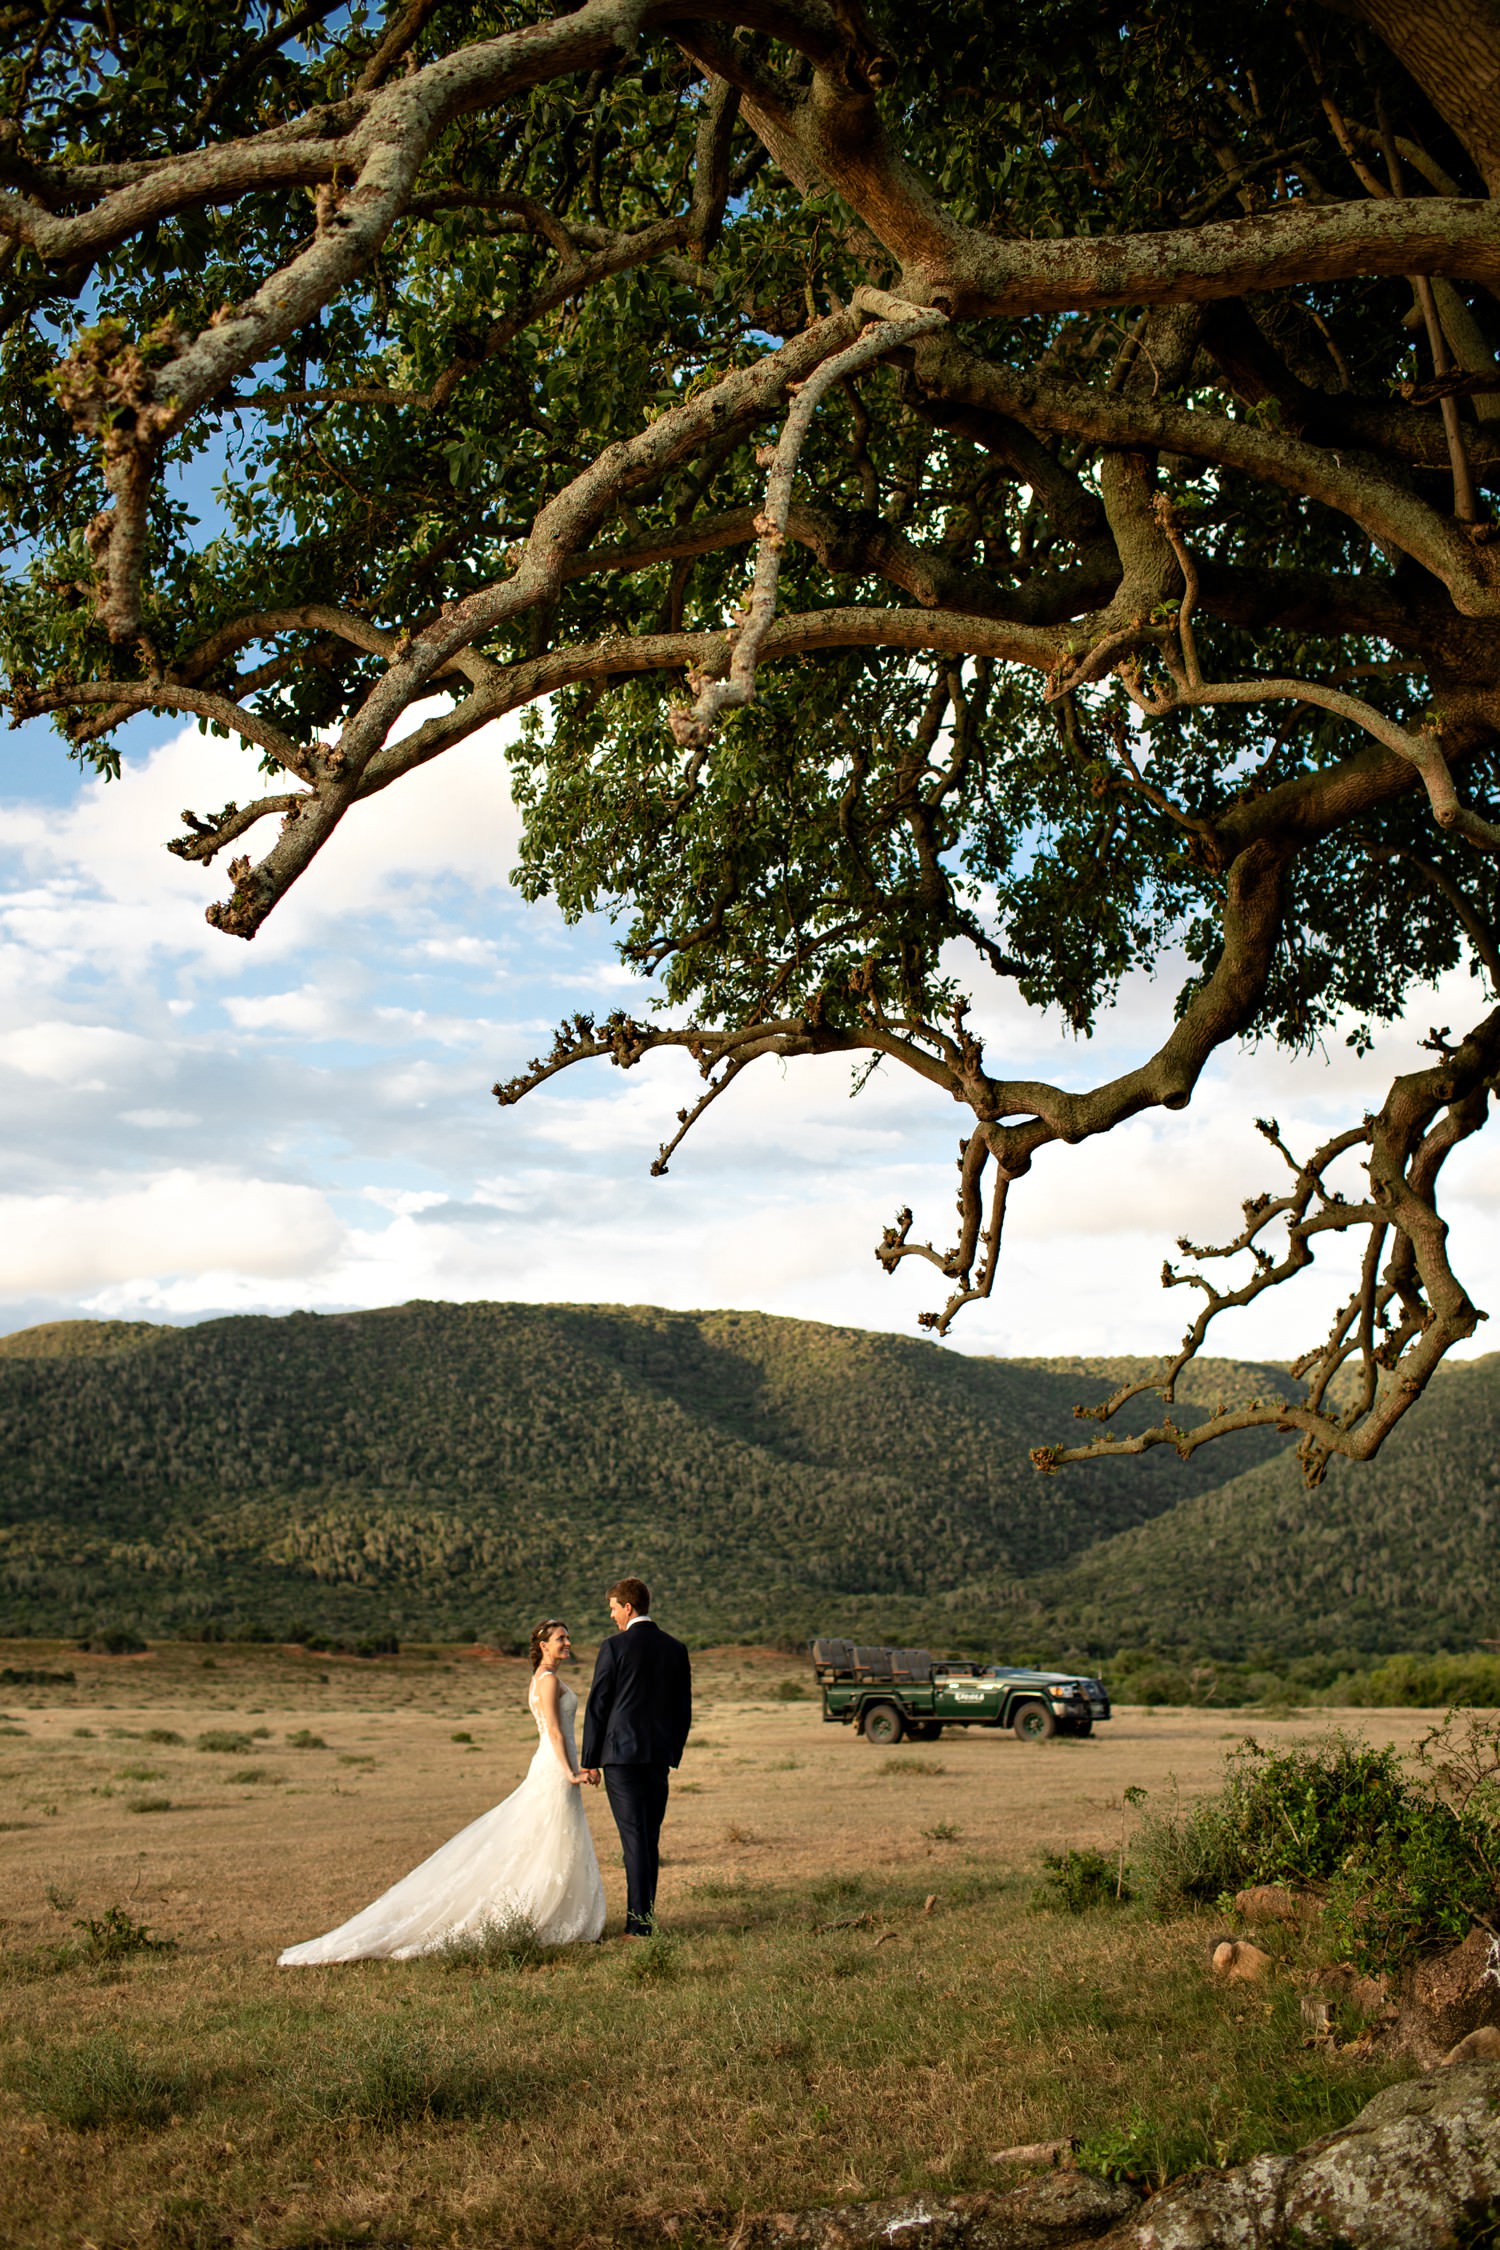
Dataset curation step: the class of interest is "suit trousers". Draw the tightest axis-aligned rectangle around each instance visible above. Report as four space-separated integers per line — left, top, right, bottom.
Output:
603 1761 670 1934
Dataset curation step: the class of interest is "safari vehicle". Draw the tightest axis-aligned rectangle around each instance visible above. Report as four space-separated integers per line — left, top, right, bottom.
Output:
811 1640 1110 1744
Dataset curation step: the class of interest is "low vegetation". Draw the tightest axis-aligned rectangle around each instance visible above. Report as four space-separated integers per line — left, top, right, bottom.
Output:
1128 1719 1500 1972
0 1864 1408 2248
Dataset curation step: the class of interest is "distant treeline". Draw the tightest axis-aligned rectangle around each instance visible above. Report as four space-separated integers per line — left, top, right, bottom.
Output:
0 1300 1497 1662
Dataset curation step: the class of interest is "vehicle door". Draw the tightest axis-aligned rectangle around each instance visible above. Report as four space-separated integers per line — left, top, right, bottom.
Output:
933 1673 1004 1724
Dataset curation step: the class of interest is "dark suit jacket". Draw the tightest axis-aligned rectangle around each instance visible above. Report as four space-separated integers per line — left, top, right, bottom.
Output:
582 1619 692 1769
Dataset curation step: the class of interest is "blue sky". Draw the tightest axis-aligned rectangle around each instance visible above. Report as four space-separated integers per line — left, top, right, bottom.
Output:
5 697 1500 1363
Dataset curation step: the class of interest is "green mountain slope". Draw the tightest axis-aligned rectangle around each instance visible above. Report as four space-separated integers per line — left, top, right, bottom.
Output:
0 1301 1286 1644
1040 1352 1500 1656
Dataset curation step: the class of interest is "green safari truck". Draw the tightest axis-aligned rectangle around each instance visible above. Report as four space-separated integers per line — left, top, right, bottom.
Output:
811 1639 1110 1744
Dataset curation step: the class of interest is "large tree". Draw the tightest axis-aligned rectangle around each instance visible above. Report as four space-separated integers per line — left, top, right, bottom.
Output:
5 0 1500 1478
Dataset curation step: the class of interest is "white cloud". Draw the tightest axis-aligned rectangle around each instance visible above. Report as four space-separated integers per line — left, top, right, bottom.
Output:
0 1171 343 1295
120 1108 202 1130
3 704 1500 1365
0 1021 157 1086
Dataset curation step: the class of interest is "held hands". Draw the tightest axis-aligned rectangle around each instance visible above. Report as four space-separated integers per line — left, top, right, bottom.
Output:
577 1767 601 1786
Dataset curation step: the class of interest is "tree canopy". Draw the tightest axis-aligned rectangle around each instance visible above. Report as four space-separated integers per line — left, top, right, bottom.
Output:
5 0 1500 1480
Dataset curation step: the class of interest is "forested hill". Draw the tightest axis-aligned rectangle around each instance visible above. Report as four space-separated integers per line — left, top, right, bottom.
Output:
4 1302 1495 1653
1039 1352 1500 1657
0 1301 1286 1645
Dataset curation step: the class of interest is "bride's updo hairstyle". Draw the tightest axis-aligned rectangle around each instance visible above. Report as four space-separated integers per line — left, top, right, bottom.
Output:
530 1619 568 1671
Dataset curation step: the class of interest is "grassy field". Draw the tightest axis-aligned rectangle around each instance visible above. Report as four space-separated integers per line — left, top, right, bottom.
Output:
0 1640 1449 2249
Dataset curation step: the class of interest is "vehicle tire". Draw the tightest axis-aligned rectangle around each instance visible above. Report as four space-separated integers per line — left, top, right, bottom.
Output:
863 1702 905 1745
1011 1699 1058 1743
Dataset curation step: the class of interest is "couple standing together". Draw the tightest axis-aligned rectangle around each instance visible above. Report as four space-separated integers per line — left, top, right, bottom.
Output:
279 1578 691 1963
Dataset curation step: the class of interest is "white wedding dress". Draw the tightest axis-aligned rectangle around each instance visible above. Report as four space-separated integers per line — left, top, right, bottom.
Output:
278 1677 606 1962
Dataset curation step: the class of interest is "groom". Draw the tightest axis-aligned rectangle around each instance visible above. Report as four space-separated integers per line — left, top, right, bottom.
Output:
580 1576 692 1936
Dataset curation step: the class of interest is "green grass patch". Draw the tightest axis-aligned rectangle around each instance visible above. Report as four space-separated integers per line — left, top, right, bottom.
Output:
195 1731 252 1755
1032 1847 1131 1913
295 2027 524 2129
0 1864 1413 2249
15 2036 200 2131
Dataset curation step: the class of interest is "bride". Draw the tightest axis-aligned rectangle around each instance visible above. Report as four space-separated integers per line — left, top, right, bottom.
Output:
278 1619 606 1962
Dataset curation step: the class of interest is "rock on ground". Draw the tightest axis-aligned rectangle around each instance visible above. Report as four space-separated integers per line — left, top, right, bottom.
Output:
1231 1886 1315 1927
739 2170 1140 2249
1394 1926 1500 2068
741 2063 1500 2250
1097 2060 1500 2250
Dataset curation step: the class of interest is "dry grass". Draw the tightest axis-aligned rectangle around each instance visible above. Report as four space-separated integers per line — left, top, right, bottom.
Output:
0 1638 1450 2250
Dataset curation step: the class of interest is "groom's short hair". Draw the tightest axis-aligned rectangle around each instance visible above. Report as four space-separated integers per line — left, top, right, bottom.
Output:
608 1576 651 1614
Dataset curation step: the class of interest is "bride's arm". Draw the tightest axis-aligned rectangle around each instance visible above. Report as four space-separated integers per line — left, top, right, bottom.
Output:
532 1672 584 1782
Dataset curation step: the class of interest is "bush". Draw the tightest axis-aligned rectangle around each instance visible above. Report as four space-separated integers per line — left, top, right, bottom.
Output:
434 1911 547 1972
620 1927 680 1983
17 2036 196 2130
1131 1730 1500 1969
300 2029 514 2128
127 1796 173 1814
143 1727 184 1745
285 1729 327 1749
1033 1847 1131 1913
0 1666 74 1686
73 1905 175 1961
1324 1652 1500 1708
195 1730 252 1754
77 1628 146 1655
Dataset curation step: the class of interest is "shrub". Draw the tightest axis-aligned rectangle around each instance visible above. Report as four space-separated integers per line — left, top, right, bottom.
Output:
770 1680 808 1700
195 1730 252 1754
620 1927 680 1983
300 2029 513 2128
1325 1652 1500 1709
286 1729 327 1749
1131 1731 1500 1969
434 1910 548 1972
226 1768 275 1785
1033 1847 1131 1913
77 1628 146 1655
73 1906 175 1961
882 1756 945 1777
127 1796 173 1814
17 2036 196 2130
143 1727 184 1745
0 1666 75 1687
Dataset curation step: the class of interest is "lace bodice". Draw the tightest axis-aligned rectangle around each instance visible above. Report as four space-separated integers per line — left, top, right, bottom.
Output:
528 1675 578 1734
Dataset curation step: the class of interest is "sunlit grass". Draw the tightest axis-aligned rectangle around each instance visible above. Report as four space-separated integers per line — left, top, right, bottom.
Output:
0 1866 1407 2250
